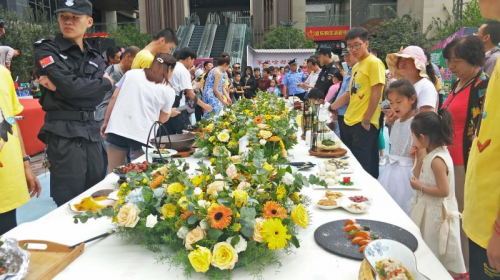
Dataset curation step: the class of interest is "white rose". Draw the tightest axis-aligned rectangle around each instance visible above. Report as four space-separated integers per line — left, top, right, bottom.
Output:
198 200 207 208
200 219 210 230
215 174 224 180
194 187 203 196
177 226 190 240
117 203 141 228
237 181 251 190
145 214 158 228
226 235 248 253
282 172 295 186
185 226 206 250
259 139 267 145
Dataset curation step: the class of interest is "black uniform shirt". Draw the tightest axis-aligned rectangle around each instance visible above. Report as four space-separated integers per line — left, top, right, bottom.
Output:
34 33 112 142
315 61 338 96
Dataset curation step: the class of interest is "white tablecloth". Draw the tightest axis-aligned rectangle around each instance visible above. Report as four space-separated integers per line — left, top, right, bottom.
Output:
5 131 452 280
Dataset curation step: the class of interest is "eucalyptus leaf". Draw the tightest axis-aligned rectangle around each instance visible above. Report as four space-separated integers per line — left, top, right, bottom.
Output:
187 214 198 225
208 228 223 240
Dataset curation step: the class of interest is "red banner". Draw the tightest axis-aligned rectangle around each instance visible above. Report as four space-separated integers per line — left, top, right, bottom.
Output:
306 26 350 41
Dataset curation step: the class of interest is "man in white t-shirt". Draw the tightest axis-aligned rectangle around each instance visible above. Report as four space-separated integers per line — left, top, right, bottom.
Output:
0 46 20 70
298 57 320 98
163 47 212 134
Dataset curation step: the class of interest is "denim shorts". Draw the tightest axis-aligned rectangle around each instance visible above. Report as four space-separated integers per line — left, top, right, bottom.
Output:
105 133 144 153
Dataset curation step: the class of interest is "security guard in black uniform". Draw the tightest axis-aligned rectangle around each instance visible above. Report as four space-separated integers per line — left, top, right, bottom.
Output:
315 47 339 99
34 0 113 206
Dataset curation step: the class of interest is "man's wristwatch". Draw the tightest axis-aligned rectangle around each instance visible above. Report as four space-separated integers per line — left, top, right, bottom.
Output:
23 155 31 162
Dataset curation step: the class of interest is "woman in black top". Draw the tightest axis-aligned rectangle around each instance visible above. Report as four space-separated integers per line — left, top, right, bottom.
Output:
241 66 257 98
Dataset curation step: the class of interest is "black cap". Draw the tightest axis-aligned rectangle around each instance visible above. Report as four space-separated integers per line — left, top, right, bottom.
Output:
55 0 93 16
288 58 298 66
0 20 4 29
318 47 332 55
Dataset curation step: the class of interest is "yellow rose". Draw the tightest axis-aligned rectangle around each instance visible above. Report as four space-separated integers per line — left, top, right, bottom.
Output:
167 183 185 195
210 158 215 163
161 203 176 218
188 246 212 273
211 242 238 270
231 189 248 208
209 136 216 142
263 162 274 172
205 123 215 133
290 192 300 204
257 123 270 130
185 226 206 250
291 204 309 229
217 132 230 142
259 130 273 139
264 114 272 120
252 218 265 243
191 175 205 187
117 203 141 228
207 181 225 195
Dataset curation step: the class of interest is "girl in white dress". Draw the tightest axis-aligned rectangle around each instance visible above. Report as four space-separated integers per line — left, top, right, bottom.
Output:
410 110 466 277
378 79 417 215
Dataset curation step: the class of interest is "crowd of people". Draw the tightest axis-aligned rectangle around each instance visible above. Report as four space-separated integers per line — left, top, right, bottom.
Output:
0 0 499 279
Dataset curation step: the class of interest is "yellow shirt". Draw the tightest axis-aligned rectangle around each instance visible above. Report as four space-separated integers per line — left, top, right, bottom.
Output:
344 54 386 129
131 50 154 69
0 66 30 213
463 59 500 249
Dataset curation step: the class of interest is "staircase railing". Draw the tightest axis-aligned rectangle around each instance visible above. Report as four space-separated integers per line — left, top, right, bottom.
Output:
198 13 220 58
175 13 200 51
224 13 249 65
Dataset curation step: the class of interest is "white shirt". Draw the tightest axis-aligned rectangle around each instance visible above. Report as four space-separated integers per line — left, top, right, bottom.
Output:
106 69 175 144
170 62 193 107
0 46 14 67
414 78 438 112
305 70 319 92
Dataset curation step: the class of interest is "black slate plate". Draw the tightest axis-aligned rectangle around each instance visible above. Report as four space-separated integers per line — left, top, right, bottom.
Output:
314 219 418 261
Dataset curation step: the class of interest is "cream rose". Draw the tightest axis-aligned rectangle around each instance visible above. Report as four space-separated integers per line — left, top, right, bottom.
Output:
145 214 158 228
252 218 265 243
257 123 270 130
117 203 141 228
185 226 206 250
207 181 225 195
259 130 273 139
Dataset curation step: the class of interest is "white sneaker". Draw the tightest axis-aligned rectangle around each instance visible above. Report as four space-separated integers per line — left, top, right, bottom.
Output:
379 157 387 166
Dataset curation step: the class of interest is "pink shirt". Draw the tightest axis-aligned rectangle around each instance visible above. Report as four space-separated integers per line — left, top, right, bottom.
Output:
325 82 341 102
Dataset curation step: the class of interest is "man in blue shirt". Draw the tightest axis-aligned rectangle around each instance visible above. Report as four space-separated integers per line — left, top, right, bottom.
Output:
282 59 307 100
330 51 357 142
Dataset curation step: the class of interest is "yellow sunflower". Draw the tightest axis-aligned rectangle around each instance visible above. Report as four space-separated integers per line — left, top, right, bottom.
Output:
263 201 288 219
207 205 233 229
261 218 291 250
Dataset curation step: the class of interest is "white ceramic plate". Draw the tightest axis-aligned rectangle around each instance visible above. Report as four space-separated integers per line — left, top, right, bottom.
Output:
344 194 373 205
142 147 178 158
364 239 430 280
313 175 361 190
68 196 116 213
343 202 370 214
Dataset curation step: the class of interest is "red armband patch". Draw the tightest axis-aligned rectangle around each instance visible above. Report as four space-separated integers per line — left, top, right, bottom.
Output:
39 56 55 68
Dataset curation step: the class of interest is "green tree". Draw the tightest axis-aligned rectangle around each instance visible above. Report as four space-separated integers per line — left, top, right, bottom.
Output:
255 26 315 49
0 6 59 81
427 0 487 44
107 24 152 49
369 13 430 63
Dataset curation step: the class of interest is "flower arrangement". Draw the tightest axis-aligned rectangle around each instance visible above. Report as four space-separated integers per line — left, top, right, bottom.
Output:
75 149 325 279
195 92 298 164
